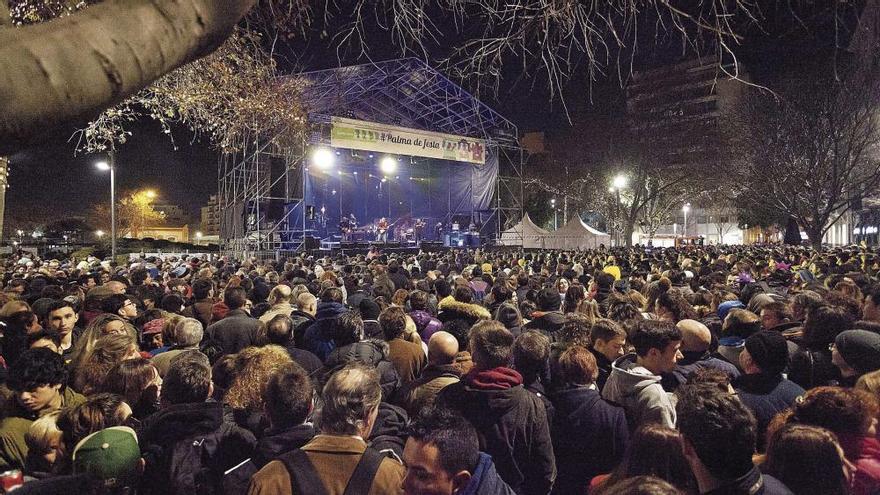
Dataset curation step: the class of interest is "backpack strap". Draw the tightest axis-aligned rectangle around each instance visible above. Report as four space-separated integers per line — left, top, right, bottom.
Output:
342 447 386 495
278 449 330 495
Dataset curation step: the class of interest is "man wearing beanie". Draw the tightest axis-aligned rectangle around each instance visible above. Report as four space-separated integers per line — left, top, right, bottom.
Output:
522 287 565 340
732 331 805 450
833 330 880 387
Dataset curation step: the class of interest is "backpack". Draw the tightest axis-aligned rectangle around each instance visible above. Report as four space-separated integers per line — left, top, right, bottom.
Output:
277 446 385 495
142 422 239 495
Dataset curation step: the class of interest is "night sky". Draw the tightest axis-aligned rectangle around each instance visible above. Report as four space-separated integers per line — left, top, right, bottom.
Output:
4 0 846 230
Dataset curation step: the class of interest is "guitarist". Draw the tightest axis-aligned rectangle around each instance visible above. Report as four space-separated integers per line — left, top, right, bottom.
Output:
377 217 389 243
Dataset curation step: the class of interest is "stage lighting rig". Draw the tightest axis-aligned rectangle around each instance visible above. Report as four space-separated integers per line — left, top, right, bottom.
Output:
380 156 398 174
312 148 335 170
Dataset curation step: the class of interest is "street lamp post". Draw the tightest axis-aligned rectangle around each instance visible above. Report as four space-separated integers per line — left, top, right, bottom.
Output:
682 203 691 239
610 175 628 246
96 153 116 259
550 199 558 230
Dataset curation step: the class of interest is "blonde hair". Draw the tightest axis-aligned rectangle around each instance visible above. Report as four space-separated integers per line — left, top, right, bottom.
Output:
25 411 61 454
856 369 880 400
224 345 293 412
69 313 137 373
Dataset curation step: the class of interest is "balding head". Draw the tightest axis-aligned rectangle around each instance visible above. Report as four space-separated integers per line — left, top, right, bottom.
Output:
427 331 459 365
106 281 127 295
677 319 712 353
297 292 317 316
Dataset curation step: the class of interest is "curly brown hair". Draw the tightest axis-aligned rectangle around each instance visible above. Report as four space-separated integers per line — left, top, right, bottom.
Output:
223 345 293 413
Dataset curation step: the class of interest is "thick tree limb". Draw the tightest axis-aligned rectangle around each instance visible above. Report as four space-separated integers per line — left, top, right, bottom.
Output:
0 0 256 154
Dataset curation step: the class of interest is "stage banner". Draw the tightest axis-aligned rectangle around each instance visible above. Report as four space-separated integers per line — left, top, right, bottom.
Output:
330 117 486 165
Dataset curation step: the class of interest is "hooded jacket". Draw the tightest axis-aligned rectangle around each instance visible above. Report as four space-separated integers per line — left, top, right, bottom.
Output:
602 353 677 430
394 363 461 416
302 301 348 361
522 311 566 342
321 339 402 401
460 453 517 495
438 299 491 327
436 367 556 495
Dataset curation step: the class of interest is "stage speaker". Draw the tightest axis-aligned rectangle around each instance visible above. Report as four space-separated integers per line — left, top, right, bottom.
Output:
269 156 287 198
303 236 320 250
341 242 357 250
385 241 402 249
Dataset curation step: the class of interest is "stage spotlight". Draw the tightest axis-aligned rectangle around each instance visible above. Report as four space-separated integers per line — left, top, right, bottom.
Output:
380 156 398 174
353 171 358 175
312 148 335 170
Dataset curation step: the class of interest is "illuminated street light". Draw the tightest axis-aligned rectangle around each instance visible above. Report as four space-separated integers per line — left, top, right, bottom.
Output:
612 175 628 190
683 202 691 238
95 155 117 258
95 230 105 238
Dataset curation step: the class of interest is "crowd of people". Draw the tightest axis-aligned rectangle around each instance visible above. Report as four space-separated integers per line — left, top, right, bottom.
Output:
0 244 878 494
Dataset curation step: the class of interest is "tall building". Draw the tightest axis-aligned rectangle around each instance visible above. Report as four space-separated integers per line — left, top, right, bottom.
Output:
625 56 744 168
200 194 220 235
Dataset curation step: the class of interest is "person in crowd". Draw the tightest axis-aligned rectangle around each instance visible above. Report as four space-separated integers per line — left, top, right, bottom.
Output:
101 357 162 420
523 287 565 341
26 329 62 354
151 317 204 377
22 411 61 476
762 424 851 495
602 319 682 429
733 331 805 450
72 333 140 395
101 294 139 321
291 291 318 347
224 344 293 436
42 300 81 363
205 286 261 354
591 424 695 494
260 284 295 323
140 358 256 495
183 278 215 328
302 287 348 361
380 306 427 384
0 348 85 470
402 407 515 495
495 303 524 338
248 364 405 495
676 383 793 495
56 392 133 453
223 362 317 493
551 345 628 494
832 329 880 387
261 314 323 376
395 331 462 416
409 290 442 342
438 286 491 328
760 301 797 332
68 313 135 370
664 319 740 391
513 331 554 423
321 310 401 400
789 304 853 389
588 318 627 392
436 320 555 495
784 386 880 495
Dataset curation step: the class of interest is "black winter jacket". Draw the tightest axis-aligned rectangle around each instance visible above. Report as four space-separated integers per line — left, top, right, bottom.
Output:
436 379 556 495
320 339 402 401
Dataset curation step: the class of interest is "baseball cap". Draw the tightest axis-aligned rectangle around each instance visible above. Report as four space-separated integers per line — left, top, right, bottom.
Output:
72 426 142 485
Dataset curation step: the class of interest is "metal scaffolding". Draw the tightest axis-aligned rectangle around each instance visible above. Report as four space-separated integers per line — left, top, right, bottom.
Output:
219 58 524 258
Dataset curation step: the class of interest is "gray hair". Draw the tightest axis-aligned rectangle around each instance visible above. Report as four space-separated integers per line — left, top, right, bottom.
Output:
317 364 381 435
174 318 204 346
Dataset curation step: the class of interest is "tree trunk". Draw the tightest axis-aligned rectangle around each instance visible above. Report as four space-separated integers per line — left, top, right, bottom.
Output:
0 0 256 154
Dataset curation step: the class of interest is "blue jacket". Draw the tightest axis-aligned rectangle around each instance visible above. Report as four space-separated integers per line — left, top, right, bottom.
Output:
733 373 804 450
461 453 516 495
302 301 348 361
551 386 629 494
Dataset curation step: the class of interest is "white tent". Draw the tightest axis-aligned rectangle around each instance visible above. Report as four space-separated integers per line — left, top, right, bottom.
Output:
498 213 552 248
550 216 611 250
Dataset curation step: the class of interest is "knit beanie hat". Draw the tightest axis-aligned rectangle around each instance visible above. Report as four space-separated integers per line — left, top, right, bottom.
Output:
744 331 789 376
359 297 381 320
835 330 880 374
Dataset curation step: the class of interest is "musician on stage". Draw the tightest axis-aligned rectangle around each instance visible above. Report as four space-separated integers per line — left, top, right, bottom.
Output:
339 216 352 241
414 218 426 243
377 217 389 243
434 221 444 240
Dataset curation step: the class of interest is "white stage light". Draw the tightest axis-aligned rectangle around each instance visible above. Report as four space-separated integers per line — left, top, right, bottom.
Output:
380 156 398 174
312 148 335 170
